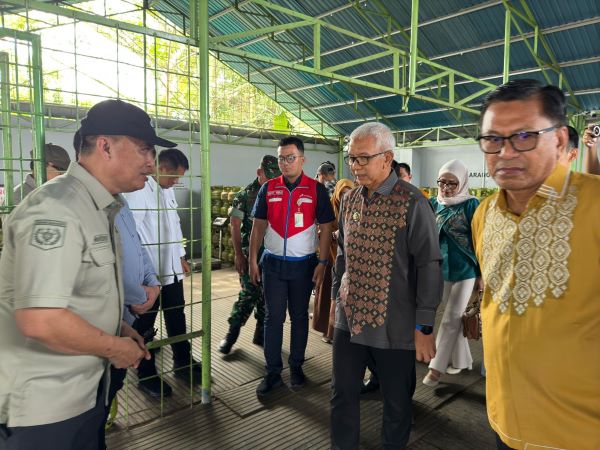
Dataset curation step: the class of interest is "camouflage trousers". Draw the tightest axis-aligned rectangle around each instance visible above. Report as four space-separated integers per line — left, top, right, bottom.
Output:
228 272 265 328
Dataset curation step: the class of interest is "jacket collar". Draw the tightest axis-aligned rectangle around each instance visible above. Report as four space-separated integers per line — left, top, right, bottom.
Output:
67 162 119 211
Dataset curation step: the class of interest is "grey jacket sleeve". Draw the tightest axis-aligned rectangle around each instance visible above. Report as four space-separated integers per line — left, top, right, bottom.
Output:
331 197 349 331
331 198 345 301
407 195 443 326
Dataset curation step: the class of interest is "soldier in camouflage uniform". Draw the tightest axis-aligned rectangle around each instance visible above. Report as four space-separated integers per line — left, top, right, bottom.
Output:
218 155 281 354
316 161 337 198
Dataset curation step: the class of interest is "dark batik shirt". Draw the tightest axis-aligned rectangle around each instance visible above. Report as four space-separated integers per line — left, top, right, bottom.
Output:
332 171 443 350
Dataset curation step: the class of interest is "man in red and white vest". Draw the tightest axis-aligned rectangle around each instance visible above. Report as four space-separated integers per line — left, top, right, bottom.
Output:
249 136 334 397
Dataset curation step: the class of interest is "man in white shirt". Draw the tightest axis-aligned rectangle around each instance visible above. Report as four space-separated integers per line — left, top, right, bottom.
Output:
123 148 200 398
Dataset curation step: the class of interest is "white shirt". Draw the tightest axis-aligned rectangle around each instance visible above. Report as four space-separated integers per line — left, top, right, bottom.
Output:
123 177 186 285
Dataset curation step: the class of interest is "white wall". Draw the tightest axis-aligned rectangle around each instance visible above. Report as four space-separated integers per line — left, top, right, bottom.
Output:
208 138 340 186
0 124 340 187
411 142 497 189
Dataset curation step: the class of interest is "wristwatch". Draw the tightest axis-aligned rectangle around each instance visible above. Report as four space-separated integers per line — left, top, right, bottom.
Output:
317 258 329 265
416 324 433 335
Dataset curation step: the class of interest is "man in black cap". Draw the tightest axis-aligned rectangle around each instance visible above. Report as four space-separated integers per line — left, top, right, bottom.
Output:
0 100 175 450
0 99 176 450
316 161 337 197
218 155 281 355
10 144 71 205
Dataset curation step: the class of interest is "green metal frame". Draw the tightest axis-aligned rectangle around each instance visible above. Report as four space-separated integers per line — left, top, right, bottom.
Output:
395 124 479 148
214 4 369 136
1 0 338 140
210 0 497 116
1 0 196 45
501 0 581 109
0 2 216 407
0 52 13 207
196 0 212 404
0 28 46 204
503 9 511 83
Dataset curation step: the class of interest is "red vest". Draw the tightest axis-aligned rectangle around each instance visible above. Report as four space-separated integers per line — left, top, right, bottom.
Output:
264 173 319 258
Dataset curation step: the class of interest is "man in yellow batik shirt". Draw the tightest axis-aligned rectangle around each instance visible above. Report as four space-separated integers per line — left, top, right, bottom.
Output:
472 79 600 450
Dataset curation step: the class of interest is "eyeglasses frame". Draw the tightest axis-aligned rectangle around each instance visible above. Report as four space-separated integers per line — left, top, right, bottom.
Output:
277 154 304 164
344 150 389 166
476 125 560 154
436 179 459 190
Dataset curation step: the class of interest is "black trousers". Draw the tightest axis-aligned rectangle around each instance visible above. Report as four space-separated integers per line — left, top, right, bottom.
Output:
0 384 105 450
97 366 128 449
135 280 192 378
331 329 416 450
262 258 315 375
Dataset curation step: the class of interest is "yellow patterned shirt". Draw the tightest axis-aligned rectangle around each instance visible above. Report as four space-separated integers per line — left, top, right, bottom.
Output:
472 164 600 450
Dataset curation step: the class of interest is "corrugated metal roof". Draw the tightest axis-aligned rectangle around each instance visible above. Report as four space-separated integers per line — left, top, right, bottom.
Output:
157 0 600 138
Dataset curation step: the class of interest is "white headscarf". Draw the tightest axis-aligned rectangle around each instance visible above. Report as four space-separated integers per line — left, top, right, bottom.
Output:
436 159 476 206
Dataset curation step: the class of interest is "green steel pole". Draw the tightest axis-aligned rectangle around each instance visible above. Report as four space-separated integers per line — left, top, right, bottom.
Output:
189 0 198 41
0 30 46 186
0 52 13 209
197 0 212 404
1 0 194 46
30 34 45 185
313 23 320 71
503 9 511 83
408 0 419 95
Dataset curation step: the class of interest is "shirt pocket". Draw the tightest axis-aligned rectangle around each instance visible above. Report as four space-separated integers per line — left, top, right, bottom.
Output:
75 246 116 296
167 198 181 224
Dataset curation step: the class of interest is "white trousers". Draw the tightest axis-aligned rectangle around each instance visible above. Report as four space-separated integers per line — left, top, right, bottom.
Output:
429 278 475 373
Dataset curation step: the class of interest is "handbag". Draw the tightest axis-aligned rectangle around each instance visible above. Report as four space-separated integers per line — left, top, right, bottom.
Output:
462 290 482 340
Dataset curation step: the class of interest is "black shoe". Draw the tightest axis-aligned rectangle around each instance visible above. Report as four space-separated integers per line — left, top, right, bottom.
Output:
252 322 264 347
218 325 241 355
138 376 173 398
290 366 306 388
256 373 284 397
173 360 202 386
218 338 234 355
360 376 380 395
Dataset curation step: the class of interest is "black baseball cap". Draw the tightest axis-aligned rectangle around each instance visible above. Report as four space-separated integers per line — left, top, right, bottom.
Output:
74 99 176 151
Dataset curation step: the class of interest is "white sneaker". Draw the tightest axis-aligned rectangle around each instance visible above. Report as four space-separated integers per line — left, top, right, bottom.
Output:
422 373 439 387
445 366 463 375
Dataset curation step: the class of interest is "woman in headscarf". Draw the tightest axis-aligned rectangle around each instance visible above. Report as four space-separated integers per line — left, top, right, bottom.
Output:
312 178 355 343
423 160 481 387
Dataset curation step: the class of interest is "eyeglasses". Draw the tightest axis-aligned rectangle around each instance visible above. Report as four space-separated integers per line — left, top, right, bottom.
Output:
278 154 302 164
344 151 387 166
437 180 459 190
476 125 559 154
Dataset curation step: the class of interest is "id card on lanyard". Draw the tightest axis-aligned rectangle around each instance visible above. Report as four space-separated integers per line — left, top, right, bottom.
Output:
294 212 304 227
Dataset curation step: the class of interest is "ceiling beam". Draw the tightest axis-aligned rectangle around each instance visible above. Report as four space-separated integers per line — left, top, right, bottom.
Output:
211 0 496 117
311 55 600 111
211 1 399 135
329 85 600 126
244 0 503 77
501 0 581 109
288 16 600 95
